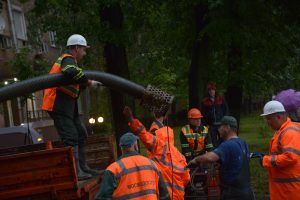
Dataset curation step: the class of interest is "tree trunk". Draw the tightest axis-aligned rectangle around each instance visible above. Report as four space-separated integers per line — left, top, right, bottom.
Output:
189 3 209 109
101 4 133 156
225 45 243 130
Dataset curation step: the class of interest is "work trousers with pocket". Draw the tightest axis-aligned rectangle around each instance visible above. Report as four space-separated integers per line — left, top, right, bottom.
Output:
48 111 87 147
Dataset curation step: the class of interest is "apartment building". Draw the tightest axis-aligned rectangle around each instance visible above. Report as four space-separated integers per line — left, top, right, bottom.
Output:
0 0 61 133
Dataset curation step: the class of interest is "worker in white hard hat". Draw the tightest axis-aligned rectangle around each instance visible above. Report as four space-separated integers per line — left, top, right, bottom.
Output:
259 100 300 200
42 34 102 180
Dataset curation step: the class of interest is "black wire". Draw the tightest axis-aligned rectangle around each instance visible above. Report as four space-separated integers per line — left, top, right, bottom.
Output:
165 116 174 199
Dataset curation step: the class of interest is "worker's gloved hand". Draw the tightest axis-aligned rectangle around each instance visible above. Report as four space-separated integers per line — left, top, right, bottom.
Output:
250 152 265 166
187 158 198 168
88 80 103 88
123 106 134 122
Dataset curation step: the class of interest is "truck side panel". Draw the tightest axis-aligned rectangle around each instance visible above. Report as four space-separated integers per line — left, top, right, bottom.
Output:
0 147 80 199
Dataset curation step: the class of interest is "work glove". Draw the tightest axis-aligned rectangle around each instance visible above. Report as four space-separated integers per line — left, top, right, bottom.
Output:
89 80 103 88
187 159 197 168
123 106 134 122
250 152 265 166
123 107 145 136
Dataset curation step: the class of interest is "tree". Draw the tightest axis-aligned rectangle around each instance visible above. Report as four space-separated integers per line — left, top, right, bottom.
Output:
189 2 209 109
100 3 133 156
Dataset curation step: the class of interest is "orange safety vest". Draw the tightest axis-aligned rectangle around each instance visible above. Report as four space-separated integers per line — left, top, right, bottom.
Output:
181 125 212 156
262 118 300 200
147 120 164 156
149 119 164 134
129 119 190 200
42 53 80 112
107 154 161 200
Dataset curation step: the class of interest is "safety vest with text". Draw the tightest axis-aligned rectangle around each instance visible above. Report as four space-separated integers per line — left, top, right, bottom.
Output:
107 154 162 200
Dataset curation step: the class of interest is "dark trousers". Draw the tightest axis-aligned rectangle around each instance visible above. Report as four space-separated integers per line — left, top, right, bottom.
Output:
48 112 87 147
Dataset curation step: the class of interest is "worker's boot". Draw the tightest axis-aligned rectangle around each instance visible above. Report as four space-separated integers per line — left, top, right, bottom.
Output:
74 146 92 180
79 145 104 176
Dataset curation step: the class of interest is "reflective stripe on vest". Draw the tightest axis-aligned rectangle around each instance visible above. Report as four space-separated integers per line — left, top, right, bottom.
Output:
153 144 187 172
277 126 300 153
115 159 160 180
165 182 185 191
114 189 158 200
182 125 208 152
111 156 160 199
42 54 79 111
273 176 300 183
271 126 300 158
55 54 80 98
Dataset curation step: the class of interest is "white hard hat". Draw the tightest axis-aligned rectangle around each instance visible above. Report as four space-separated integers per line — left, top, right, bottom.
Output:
67 34 89 47
261 100 286 116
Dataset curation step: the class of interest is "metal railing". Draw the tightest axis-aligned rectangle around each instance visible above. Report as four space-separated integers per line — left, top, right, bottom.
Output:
26 110 51 122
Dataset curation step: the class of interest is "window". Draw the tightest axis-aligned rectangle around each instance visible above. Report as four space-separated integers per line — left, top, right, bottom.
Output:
0 35 12 49
42 42 49 53
12 7 27 40
38 42 49 54
49 31 57 47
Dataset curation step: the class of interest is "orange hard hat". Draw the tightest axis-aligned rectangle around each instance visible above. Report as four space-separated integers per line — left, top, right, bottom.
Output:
207 83 216 90
188 108 203 119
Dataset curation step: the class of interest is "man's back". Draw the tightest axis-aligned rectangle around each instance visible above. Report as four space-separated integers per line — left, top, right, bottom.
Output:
213 138 250 187
95 152 169 200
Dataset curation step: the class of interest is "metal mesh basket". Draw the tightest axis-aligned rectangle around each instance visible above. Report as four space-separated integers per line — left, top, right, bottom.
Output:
141 85 174 115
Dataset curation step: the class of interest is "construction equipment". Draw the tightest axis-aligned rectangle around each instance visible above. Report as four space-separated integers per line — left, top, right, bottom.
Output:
185 163 220 200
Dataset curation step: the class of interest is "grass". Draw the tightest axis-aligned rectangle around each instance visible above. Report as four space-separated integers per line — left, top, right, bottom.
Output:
239 112 272 199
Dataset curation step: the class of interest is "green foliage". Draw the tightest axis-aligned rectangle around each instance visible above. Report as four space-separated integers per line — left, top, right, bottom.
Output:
11 48 32 81
128 48 189 105
26 0 300 110
204 0 300 97
10 47 50 81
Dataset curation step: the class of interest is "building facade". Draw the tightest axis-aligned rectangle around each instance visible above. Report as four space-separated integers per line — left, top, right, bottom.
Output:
0 0 61 133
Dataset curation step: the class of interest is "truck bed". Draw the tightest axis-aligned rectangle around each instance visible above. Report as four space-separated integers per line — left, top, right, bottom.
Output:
0 134 116 199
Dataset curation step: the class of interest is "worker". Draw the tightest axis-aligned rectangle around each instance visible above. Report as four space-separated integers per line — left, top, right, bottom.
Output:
201 83 229 147
42 34 101 180
123 106 190 200
189 116 255 200
180 108 213 162
149 111 165 135
94 132 170 200
259 100 300 200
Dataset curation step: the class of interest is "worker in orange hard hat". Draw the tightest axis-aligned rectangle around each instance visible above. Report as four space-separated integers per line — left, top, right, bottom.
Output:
201 82 229 147
180 108 213 162
180 108 214 198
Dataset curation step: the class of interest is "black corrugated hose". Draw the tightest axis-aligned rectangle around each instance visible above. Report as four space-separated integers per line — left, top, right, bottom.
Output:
0 70 145 103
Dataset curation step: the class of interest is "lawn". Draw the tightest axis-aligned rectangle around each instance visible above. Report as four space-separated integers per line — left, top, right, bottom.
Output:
239 112 272 199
